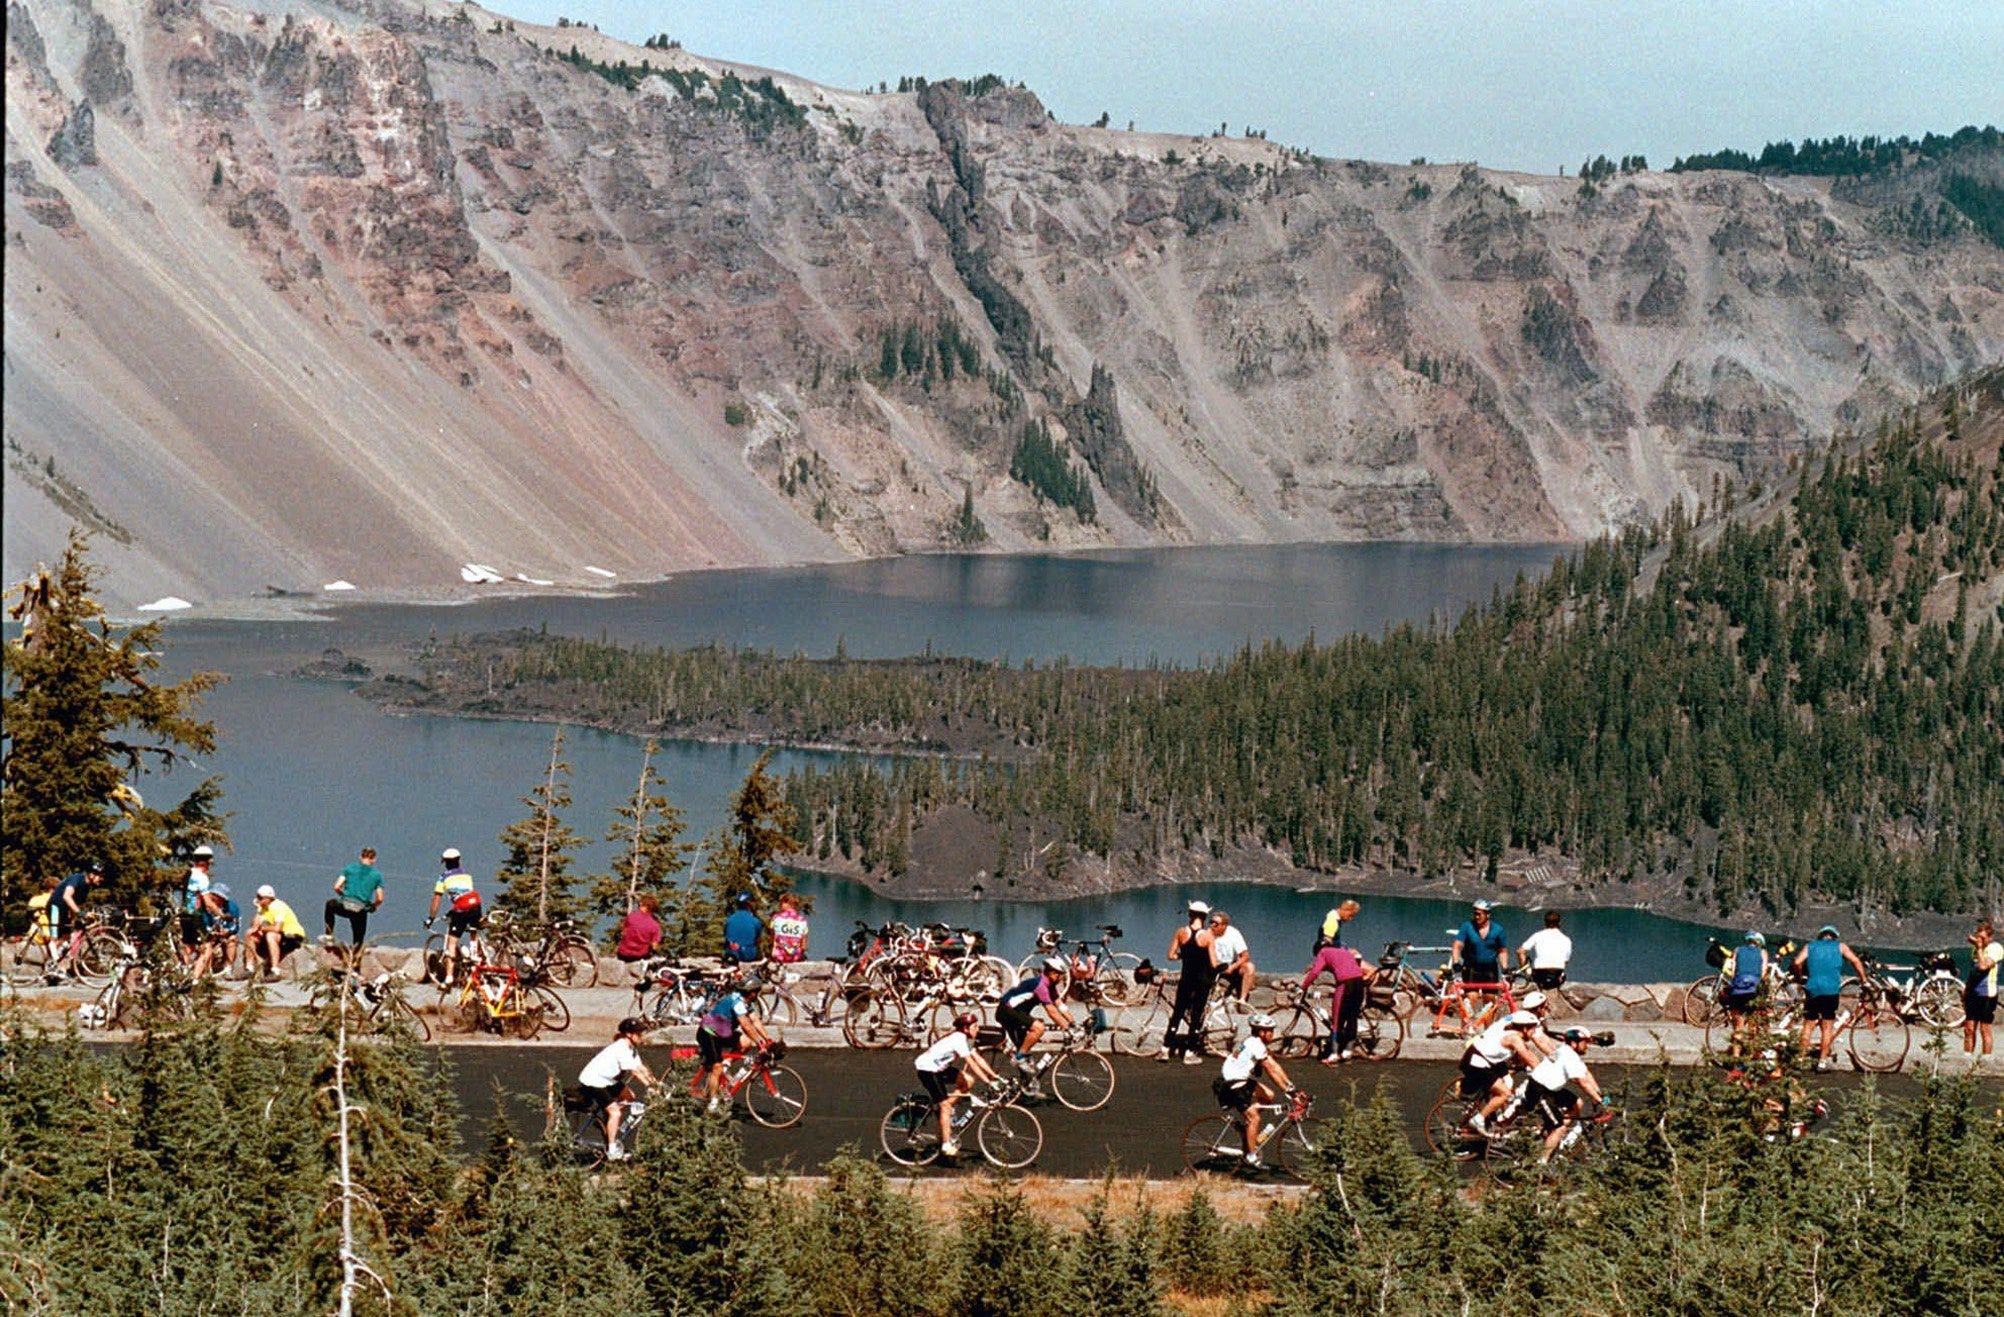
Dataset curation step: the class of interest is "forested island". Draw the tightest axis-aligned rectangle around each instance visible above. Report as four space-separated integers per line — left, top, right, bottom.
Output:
361 373 2004 930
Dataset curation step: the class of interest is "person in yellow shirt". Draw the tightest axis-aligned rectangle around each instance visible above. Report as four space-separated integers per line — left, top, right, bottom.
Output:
246 884 307 980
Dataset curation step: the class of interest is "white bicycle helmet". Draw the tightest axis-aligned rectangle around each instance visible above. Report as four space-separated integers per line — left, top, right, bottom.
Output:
1249 1012 1276 1031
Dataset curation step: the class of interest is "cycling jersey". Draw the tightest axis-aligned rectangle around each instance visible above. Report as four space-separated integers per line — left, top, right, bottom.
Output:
183 865 212 913
1456 920 1507 976
1302 944 1366 987
1464 1017 1517 1067
915 1031 974 1074
1219 1033 1268 1084
1975 939 2003 997
700 992 750 1038
51 873 90 928
769 911 809 962
1519 928 1573 971
1727 945 1766 997
1000 975 1054 1013
580 1038 642 1090
724 909 763 962
1526 1041 1588 1093
1803 939 1845 998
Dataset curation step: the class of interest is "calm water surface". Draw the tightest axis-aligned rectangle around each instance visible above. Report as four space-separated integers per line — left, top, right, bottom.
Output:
134 543 1785 980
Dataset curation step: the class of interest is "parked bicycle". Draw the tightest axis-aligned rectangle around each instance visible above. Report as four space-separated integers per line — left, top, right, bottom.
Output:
631 955 736 1029
878 1076 1044 1170
4 908 129 988
81 949 195 1030
1268 979 1405 1060
1018 925 1144 1008
1111 969 1237 1057
745 960 855 1029
1180 1088 1318 1178
310 965 433 1042
1375 941 1454 1021
444 961 567 1038
1854 950 1965 1029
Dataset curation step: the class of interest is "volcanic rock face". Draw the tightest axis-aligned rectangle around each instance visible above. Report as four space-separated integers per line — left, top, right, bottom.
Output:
6 0 2002 608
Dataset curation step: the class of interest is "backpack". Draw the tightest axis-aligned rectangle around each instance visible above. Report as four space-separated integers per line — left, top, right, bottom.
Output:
1728 946 1763 995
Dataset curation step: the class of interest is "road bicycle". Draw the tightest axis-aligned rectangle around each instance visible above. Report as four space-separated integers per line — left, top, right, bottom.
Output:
4 910 129 988
1018 925 1144 1007
421 923 490 986
1375 941 1454 1020
745 960 855 1028
841 972 985 1049
878 1077 1044 1170
994 1020 1116 1111
1853 950 1964 1028
309 965 433 1042
496 916 599 989
1424 1051 1614 1166
1180 1088 1318 1178
1684 938 1804 1026
672 1039 808 1127
545 1075 651 1170
631 955 736 1028
82 949 196 1030
1704 979 1910 1071
1425 973 1520 1039
444 962 567 1038
1109 971 1238 1057
1268 979 1405 1060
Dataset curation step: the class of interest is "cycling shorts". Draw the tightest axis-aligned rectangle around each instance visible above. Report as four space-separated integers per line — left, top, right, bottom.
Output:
1458 1057 1509 1099
1803 993 1840 1022
579 1082 621 1115
696 1028 731 1067
1525 1080 1580 1131
1530 968 1567 990
996 1004 1036 1046
1721 988 1758 1014
918 1066 959 1103
446 908 484 938
180 913 206 946
1962 994 1996 1025
1212 1076 1257 1111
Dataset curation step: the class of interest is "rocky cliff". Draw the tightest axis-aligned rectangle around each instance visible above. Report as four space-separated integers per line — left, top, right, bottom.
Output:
7 0 2002 609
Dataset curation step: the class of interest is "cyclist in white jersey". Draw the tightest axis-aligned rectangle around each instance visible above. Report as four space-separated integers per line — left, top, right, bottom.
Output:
914 1011 1001 1157
1214 1013 1293 1165
1521 1026 1605 1160
1458 1010 1544 1136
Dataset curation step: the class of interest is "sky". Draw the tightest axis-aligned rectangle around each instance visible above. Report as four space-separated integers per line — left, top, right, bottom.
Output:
496 1 2001 174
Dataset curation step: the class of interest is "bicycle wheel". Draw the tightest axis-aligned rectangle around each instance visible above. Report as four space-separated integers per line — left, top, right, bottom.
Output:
376 991 433 1043
1274 1004 1322 1060
1180 1114 1243 1174
1353 1003 1404 1060
89 977 123 1030
878 1098 942 1167
1270 1119 1318 1178
546 937 599 989
753 979 799 1027
1425 1077 1483 1159
1845 1000 1910 1072
529 984 571 1033
1050 1048 1115 1112
744 1064 808 1128
976 1103 1043 1170
1912 975 1964 1029
1682 975 1722 1027
3 938 52 987
1194 1004 1238 1057
1112 994 1171 1056
843 988 907 1049
1095 953 1144 1007
76 929 128 986
421 933 447 984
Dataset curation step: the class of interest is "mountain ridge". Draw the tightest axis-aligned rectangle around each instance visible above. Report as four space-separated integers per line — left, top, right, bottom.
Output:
6 0 2002 609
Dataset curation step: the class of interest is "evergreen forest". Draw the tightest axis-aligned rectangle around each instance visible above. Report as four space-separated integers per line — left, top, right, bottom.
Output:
3 1005 1999 1316
392 374 2004 922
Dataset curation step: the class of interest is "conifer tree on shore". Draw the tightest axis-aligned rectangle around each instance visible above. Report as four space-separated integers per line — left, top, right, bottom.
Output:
495 725 585 924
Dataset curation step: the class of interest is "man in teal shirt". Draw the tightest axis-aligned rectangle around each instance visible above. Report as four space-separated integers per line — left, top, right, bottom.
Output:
324 846 386 949
1792 925 1867 1072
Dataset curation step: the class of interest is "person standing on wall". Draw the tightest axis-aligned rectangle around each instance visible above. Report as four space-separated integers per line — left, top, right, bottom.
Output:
323 846 385 950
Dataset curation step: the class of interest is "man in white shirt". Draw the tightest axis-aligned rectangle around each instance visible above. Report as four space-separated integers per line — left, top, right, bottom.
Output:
1458 1010 1544 1136
1522 1026 1605 1161
1209 911 1254 1003
1518 910 1574 990
1213 1013 1292 1165
914 1011 1001 1158
577 1017 658 1161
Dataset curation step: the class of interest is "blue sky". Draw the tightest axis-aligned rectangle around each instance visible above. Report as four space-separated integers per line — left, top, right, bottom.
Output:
496 1 2000 173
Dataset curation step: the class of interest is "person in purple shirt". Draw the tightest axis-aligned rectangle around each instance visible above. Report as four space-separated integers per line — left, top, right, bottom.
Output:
1302 939 1370 1063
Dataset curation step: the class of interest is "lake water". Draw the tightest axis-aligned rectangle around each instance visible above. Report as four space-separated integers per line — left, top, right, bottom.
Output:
137 542 1782 982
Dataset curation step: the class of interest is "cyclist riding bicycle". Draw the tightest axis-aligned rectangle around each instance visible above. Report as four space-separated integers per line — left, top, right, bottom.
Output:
1213 1012 1294 1167
693 977 773 1114
914 1009 1002 1158
1458 1009 1544 1137
579 1017 657 1161
998 956 1076 1086
1522 1025 1606 1161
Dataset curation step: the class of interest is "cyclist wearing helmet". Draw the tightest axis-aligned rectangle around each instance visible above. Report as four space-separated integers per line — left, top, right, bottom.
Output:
1722 931 1769 1056
1523 1027 1606 1161
578 1017 657 1161
694 976 773 1114
914 1010 1001 1157
997 956 1076 1077
1458 1009 1545 1137
1215 1012 1294 1165
425 848 483 987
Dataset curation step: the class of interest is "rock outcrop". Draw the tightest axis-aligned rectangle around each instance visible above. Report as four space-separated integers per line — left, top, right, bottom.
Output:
6 0 2003 609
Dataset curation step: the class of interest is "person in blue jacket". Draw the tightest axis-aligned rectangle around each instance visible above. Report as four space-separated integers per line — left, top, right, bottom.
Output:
724 893 764 963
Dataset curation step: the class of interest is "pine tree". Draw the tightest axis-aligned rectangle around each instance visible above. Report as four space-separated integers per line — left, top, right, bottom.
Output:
588 739 691 940
2 530 227 912
495 726 586 925
691 749 801 946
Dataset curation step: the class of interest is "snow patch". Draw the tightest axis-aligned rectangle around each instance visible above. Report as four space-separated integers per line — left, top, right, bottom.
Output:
583 565 617 578
137 596 193 611
322 580 356 592
460 564 503 584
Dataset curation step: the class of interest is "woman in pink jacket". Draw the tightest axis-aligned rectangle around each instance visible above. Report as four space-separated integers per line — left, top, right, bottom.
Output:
1302 934 1370 1063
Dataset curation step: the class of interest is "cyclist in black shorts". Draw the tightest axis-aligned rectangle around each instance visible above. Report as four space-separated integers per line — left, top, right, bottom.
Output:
1520 1026 1606 1161
577 1017 657 1161
997 956 1075 1081
914 1011 1001 1158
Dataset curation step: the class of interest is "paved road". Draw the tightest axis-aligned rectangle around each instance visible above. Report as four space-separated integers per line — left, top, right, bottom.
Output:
450 1045 1993 1179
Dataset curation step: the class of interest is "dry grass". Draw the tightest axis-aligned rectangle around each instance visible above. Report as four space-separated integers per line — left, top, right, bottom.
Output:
759 1170 1305 1227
